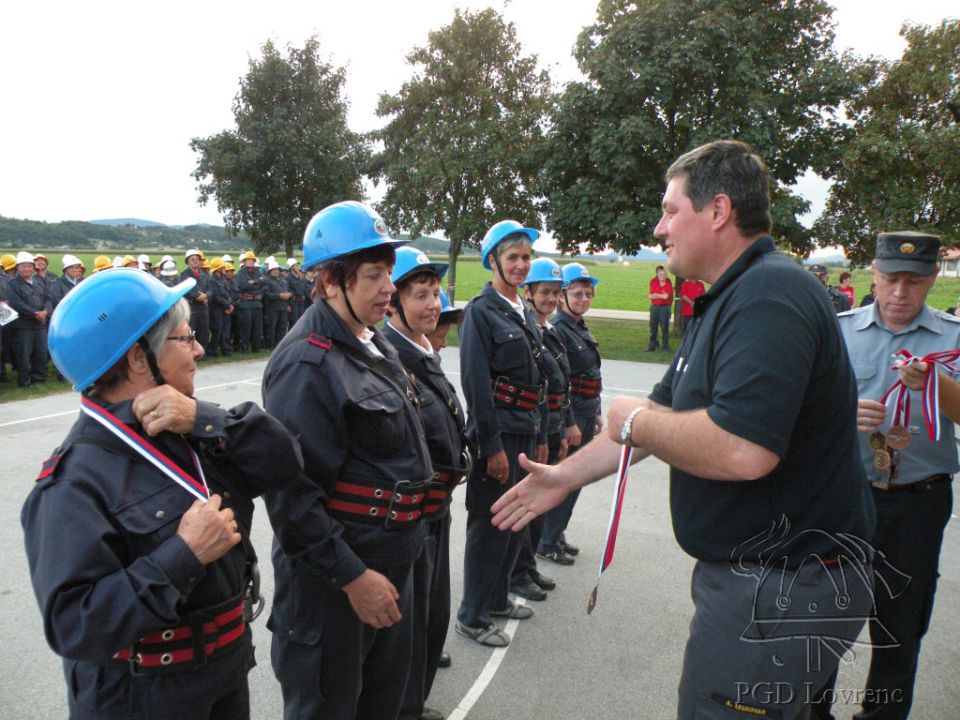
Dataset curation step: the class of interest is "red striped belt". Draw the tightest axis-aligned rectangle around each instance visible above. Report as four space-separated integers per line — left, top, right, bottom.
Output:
547 391 570 412
570 375 602 397
112 595 246 675
327 478 429 528
422 466 467 521
492 376 544 411
239 293 261 301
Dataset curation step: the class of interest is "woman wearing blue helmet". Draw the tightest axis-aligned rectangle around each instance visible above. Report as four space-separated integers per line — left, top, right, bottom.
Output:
536 262 603 565
23 269 302 719
455 219 549 647
261 201 435 720
383 247 469 720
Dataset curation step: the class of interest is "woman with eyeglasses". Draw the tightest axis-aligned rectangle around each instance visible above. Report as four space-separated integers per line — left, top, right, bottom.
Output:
23 268 302 719
536 262 603 565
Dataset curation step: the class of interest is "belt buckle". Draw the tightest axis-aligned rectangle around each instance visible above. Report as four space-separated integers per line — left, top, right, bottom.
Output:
126 647 147 677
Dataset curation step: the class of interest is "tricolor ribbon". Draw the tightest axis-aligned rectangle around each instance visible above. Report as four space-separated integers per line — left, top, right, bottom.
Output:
80 396 210 503
882 349 960 442
587 443 633 614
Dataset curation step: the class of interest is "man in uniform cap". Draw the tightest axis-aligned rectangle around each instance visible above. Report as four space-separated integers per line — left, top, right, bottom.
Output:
180 250 211 355
809 264 851 313
812 231 959 720
5 251 52 387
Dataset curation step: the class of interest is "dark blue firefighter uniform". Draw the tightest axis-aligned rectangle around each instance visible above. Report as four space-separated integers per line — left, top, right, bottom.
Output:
383 322 467 720
179 268 212 353
236 266 265 353
263 274 291 348
208 272 233 357
262 300 434 720
287 272 309 327
539 309 603 554
5 273 52 386
21 399 302 720
456 283 548 631
512 319 575 586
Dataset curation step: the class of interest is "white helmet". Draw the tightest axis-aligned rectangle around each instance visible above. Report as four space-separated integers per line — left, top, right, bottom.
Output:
161 260 178 277
137 253 152 270
62 254 83 270
221 254 233 263
265 258 280 272
286 258 300 269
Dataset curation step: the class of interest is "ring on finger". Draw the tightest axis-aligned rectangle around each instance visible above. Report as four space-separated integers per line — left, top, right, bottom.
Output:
151 409 160 420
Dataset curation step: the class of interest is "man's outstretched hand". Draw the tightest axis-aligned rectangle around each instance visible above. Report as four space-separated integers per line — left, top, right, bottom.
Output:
490 453 571 532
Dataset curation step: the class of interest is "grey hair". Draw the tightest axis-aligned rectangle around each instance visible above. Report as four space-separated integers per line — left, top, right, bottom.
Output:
85 298 191 396
494 234 533 261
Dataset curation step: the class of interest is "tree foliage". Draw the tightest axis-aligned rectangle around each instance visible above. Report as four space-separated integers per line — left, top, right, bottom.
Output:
814 19 960 266
191 37 368 258
541 0 856 257
370 8 551 300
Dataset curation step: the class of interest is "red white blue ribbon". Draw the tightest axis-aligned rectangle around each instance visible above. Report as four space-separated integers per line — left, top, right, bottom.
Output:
587 443 632 614
80 396 210 503
883 349 960 442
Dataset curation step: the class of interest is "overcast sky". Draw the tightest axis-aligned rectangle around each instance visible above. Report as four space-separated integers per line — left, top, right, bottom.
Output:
1 0 955 248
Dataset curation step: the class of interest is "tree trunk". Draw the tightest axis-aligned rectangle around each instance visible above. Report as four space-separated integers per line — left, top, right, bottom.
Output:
446 239 463 303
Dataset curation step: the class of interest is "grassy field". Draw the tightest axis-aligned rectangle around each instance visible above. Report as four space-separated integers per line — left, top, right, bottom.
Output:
7 247 960 312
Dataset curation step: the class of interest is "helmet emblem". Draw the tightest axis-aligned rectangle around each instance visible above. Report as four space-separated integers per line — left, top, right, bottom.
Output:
374 218 388 236
551 267 561 278
416 255 428 264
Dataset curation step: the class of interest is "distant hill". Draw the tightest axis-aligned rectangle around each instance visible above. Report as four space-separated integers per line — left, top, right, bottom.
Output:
90 218 168 228
805 254 846 266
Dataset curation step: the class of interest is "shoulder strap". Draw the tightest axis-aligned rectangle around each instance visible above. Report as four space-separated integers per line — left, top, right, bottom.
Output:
496 306 550 383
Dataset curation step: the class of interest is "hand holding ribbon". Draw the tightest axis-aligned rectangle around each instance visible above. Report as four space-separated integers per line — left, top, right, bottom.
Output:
883 349 960 442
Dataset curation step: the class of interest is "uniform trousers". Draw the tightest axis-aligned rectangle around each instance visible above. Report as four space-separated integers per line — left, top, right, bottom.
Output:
289 301 305 328
189 304 210 354
678 559 873 720
12 325 47 386
273 558 415 720
648 304 671 350
208 308 225 356
399 514 452 720
539 412 596 554
458 432 536 630
512 430 561 586
264 305 288 349
237 303 263 353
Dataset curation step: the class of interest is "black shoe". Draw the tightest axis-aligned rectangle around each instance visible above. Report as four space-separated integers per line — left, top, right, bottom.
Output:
646 346 658 352
663 345 672 352
438 650 451 668
531 572 556 591
561 541 580 557
419 709 444 720
510 580 547 601
536 550 575 566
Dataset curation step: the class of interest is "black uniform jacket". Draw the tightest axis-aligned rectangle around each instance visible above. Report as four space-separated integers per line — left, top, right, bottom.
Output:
49 273 81 309
179 268 211 305
6 274 51 328
539 321 576 436
261 300 433 598
459 283 548 458
552 309 602 417
209 272 234 312
236 266 265 302
263 274 290 310
383 322 465 477
21 398 302 713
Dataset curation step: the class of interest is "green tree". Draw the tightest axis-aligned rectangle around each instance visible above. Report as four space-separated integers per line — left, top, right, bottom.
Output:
814 19 960 266
370 8 551 300
541 0 856 257
191 37 368 258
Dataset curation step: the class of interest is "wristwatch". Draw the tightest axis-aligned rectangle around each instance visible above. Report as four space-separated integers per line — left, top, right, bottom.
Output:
619 406 646 447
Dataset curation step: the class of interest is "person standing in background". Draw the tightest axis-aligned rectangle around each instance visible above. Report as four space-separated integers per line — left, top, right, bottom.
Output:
838 271 856 308
647 265 673 351
678 277 706 333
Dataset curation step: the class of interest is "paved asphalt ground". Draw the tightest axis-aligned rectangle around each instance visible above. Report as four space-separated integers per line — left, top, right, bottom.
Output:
1 351 957 719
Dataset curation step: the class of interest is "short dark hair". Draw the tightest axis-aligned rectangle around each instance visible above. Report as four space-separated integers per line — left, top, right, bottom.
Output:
312 243 396 301
666 140 772 237
839 271 852 283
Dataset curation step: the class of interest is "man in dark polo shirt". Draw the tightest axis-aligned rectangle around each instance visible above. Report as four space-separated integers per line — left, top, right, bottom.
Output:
492 140 876 720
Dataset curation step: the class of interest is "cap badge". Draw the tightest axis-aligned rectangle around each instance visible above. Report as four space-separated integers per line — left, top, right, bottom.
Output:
900 242 916 255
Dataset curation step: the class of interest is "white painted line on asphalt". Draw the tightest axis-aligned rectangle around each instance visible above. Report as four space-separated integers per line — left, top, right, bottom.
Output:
0 377 263 429
448 600 526 720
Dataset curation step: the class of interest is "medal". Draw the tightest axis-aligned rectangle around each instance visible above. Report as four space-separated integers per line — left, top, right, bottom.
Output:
868 432 886 451
885 425 911 450
873 449 891 471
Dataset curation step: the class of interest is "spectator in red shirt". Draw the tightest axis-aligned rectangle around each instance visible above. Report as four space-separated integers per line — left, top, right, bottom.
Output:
838 271 855 308
647 265 673 351
679 278 706 332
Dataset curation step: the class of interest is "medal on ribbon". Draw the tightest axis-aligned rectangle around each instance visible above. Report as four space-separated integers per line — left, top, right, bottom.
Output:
587 443 632 615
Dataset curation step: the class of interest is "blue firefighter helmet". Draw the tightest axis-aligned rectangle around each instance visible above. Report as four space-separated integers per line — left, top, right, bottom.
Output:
302 201 407 271
391 247 448 286
49 268 195 392
561 262 600 287
480 220 539 270
521 257 563 287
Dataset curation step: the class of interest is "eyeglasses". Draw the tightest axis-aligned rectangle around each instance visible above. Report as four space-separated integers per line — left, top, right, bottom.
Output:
567 290 595 299
166 330 196 349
